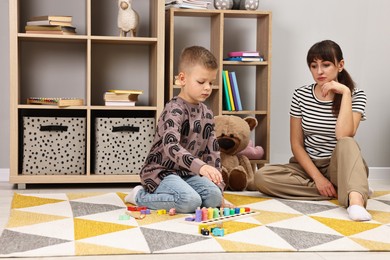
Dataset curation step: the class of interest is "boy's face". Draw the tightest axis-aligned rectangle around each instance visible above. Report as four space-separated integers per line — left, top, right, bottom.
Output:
178 64 217 105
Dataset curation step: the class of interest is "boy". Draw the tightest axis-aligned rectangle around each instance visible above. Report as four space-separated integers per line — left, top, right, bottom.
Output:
125 46 225 213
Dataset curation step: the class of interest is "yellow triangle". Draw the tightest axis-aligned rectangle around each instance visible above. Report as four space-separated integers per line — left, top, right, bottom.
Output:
11 193 65 209
223 193 270 206
254 210 301 225
371 190 390 198
67 192 106 201
134 211 183 226
117 192 128 203
216 238 293 252
74 218 136 240
351 237 390 251
370 210 390 224
75 241 144 255
6 209 68 228
221 221 260 235
311 216 381 236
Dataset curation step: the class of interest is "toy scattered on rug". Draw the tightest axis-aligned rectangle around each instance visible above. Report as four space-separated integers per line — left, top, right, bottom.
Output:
184 206 258 225
117 0 139 37
214 115 261 191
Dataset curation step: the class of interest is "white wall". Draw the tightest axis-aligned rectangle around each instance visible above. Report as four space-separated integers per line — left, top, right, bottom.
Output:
259 0 390 167
1 0 389 171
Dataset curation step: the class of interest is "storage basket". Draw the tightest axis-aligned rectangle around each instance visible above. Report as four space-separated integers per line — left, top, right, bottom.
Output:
22 116 86 175
94 117 155 174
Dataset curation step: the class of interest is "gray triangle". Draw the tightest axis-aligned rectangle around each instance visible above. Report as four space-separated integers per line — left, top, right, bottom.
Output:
277 199 338 214
0 229 70 255
377 199 390 206
70 201 124 217
267 226 342 250
140 227 210 252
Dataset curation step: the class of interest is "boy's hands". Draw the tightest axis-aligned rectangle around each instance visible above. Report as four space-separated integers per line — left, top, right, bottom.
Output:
199 164 223 185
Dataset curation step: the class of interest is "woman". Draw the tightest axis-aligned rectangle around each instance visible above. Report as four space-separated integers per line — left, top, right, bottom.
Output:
254 40 371 221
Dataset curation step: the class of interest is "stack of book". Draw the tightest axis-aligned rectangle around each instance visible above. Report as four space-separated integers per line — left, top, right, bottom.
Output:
224 51 264 62
222 70 243 111
25 15 76 35
165 0 212 10
104 90 143 106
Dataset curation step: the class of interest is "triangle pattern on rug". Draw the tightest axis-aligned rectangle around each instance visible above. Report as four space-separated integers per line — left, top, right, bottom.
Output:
74 218 136 240
276 199 339 215
140 227 210 252
6 210 68 228
1 191 390 257
0 229 70 255
11 193 65 209
70 201 125 218
266 226 343 250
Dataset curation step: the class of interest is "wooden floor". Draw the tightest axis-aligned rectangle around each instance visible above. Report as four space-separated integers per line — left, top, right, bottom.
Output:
1 180 390 260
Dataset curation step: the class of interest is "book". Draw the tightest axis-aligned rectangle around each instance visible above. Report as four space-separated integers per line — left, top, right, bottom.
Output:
224 70 235 111
222 71 232 111
105 101 136 107
229 71 243 111
25 25 76 33
25 30 76 35
28 15 72 23
107 89 144 95
165 0 210 9
228 51 260 57
104 92 140 102
224 56 264 62
26 20 73 27
27 97 83 107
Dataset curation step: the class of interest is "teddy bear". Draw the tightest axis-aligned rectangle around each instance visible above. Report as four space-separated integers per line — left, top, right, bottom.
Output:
214 115 259 191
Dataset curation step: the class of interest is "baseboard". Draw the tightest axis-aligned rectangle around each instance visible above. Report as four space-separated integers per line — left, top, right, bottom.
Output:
0 167 389 183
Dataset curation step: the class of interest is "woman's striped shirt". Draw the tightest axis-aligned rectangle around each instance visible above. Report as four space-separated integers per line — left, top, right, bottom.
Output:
290 84 367 159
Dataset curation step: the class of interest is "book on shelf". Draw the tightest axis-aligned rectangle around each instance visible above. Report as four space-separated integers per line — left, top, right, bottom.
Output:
104 91 140 102
229 71 243 111
105 101 136 107
26 20 73 27
107 89 144 95
222 71 232 111
224 70 235 111
28 15 72 23
27 97 84 107
224 56 264 62
25 25 77 35
228 51 260 57
165 0 211 10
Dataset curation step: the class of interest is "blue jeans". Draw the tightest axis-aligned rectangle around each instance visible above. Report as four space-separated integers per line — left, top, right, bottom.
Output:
135 174 223 213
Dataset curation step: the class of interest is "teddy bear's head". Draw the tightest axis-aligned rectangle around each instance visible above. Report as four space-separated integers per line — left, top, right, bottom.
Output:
214 115 257 155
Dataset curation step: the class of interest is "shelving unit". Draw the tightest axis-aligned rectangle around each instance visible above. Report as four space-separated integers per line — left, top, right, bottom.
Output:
165 8 272 168
9 0 165 188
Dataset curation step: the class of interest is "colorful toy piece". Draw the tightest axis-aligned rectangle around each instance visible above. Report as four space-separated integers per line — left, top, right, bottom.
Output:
211 227 225 237
127 206 147 211
169 208 176 216
157 209 167 215
185 207 259 226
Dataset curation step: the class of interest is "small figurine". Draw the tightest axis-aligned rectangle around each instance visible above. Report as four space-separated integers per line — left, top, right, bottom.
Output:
117 0 139 37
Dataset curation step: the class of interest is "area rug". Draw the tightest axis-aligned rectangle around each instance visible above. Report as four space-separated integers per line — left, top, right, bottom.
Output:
1 191 390 257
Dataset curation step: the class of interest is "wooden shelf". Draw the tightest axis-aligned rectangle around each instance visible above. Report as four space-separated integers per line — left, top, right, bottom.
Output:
9 0 165 188
165 8 272 165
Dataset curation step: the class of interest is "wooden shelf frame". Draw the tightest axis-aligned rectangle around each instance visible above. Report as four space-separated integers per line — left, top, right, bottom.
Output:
165 8 272 167
9 0 165 187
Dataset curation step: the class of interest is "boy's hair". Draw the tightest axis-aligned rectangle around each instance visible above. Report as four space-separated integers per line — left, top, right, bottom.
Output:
178 46 218 73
